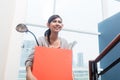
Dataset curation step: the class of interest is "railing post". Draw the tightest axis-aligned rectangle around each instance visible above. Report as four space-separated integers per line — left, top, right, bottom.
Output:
89 60 98 80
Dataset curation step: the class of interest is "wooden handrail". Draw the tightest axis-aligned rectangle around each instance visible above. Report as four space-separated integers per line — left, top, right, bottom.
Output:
95 33 120 62
89 33 120 80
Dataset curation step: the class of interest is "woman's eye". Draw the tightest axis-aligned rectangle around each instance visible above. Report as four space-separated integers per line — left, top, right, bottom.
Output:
58 21 62 23
52 20 62 23
52 20 56 23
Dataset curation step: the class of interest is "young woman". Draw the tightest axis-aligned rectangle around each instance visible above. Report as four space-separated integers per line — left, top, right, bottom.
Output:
25 14 73 80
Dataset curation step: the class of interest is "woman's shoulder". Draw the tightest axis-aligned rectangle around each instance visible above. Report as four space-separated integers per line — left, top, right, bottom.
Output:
59 37 70 49
38 36 45 40
59 37 68 43
38 36 48 47
59 37 77 50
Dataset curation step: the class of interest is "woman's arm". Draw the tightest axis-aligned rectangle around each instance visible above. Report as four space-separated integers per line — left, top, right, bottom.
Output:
25 47 37 80
26 66 37 80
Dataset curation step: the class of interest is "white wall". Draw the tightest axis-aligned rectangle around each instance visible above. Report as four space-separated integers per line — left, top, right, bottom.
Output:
0 0 27 80
0 0 15 79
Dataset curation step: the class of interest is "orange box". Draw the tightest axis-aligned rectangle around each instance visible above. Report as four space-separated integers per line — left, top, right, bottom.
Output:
32 46 72 80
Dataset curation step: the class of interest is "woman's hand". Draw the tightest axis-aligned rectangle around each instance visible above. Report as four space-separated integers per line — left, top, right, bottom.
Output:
26 66 37 80
26 72 37 80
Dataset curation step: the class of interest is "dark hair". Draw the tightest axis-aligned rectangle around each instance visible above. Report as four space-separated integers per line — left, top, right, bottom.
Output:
44 29 51 37
48 14 62 24
44 14 62 44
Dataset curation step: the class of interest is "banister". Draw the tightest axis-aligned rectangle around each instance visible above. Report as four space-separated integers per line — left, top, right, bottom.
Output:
95 33 120 62
89 33 120 80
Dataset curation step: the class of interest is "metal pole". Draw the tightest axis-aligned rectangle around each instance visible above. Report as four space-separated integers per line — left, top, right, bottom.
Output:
28 30 39 46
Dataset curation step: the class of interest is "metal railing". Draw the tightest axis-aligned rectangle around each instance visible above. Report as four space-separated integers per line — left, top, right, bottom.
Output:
89 33 120 80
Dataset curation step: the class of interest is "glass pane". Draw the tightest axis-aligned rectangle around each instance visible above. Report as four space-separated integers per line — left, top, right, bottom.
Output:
25 0 54 25
25 0 102 32
55 0 102 32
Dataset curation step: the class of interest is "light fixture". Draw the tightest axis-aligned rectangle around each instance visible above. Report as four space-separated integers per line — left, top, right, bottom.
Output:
16 24 39 46
16 24 28 33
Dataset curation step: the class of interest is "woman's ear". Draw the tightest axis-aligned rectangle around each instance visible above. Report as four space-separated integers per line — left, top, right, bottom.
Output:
47 23 50 28
62 24 64 28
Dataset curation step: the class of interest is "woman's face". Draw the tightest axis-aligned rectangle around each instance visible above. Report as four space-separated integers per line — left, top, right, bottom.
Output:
47 18 63 33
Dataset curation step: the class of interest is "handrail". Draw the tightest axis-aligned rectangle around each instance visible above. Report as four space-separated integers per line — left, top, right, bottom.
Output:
95 33 120 62
89 33 120 80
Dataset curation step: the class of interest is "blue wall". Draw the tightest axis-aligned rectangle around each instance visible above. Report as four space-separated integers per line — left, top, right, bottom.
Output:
98 12 120 80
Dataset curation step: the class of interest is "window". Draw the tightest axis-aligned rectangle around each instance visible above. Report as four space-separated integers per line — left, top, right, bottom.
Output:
18 0 101 80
